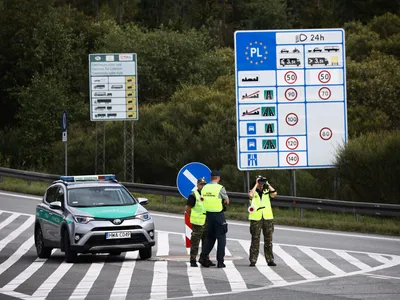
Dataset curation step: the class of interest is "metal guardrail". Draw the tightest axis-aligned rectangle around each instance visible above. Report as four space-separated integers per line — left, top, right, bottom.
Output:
0 167 399 218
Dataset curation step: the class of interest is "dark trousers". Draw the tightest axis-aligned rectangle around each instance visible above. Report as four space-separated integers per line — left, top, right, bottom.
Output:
200 212 226 263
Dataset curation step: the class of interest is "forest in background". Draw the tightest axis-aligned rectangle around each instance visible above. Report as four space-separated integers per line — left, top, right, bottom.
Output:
0 0 399 203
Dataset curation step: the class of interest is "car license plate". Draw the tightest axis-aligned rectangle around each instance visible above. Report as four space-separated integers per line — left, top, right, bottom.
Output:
106 231 131 239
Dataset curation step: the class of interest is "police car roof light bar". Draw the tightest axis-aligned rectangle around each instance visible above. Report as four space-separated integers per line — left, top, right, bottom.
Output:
60 174 116 182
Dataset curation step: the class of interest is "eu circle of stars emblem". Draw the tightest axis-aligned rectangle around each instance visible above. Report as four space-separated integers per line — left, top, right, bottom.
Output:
245 41 268 65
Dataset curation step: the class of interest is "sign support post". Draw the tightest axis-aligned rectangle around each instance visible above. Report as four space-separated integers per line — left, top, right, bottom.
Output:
61 110 68 176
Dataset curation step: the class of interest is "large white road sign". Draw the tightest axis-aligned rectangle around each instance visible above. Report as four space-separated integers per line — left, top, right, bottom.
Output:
89 53 138 121
235 29 347 170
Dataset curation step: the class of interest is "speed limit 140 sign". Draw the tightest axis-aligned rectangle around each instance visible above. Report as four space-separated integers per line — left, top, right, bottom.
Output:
234 28 347 170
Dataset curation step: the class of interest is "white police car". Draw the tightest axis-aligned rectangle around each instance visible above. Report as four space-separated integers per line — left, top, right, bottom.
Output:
34 174 155 263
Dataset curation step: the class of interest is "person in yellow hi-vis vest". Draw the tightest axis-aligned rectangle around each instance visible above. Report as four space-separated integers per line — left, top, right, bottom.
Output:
198 170 230 268
248 175 277 267
185 178 215 267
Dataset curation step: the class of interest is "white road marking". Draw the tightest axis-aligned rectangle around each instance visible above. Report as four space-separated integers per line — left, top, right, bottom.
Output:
274 245 317 280
0 236 34 276
109 251 138 300
2 250 56 291
298 246 346 276
32 262 73 298
239 240 287 286
365 273 400 280
182 170 198 192
1 191 400 242
150 261 168 299
156 232 169 256
68 260 106 299
333 250 372 271
0 213 19 230
0 290 40 300
223 261 247 292
186 262 208 296
0 215 35 251
368 254 391 264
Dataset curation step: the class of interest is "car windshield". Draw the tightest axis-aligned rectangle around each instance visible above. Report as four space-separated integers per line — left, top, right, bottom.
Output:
68 186 136 207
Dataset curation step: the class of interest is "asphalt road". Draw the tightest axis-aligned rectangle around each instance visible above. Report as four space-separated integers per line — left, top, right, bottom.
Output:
0 190 399 300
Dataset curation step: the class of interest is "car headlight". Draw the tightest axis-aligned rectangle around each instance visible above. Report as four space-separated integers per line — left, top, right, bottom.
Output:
136 213 151 221
74 216 94 224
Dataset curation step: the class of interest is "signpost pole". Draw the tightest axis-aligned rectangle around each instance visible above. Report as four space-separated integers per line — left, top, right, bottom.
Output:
61 110 68 176
290 169 297 197
65 140 68 176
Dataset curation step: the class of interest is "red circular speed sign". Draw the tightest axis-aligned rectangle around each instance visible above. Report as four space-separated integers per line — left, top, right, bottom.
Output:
318 87 331 100
286 152 299 166
284 71 297 84
320 127 333 140
285 88 298 101
286 113 298 126
318 70 331 83
286 137 299 150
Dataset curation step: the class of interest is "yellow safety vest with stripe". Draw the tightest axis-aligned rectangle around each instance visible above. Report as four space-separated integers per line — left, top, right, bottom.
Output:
248 190 273 221
202 183 223 212
190 190 206 225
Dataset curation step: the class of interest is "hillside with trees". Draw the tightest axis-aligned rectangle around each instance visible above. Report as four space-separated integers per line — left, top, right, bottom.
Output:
0 0 399 203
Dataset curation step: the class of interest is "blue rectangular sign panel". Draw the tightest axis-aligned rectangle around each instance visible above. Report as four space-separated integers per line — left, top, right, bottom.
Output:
234 29 347 170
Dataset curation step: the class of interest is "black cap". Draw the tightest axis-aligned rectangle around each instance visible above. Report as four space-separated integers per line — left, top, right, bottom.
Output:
197 177 207 185
211 170 221 177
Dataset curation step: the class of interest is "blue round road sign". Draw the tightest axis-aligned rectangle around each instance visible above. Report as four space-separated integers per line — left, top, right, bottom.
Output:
62 110 68 131
176 162 211 199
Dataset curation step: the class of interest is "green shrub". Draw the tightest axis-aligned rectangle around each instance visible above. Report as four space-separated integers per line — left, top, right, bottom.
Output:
336 130 400 204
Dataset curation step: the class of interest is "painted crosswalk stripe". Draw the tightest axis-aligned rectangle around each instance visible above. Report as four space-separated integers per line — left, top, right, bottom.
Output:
68 261 106 300
0 213 19 231
368 254 391 264
298 246 346 276
109 251 138 300
32 262 73 298
150 261 168 299
239 240 287 286
0 236 34 276
156 232 169 256
333 250 372 271
223 261 247 292
0 215 35 251
186 262 208 296
32 261 72 298
2 250 56 291
274 245 317 280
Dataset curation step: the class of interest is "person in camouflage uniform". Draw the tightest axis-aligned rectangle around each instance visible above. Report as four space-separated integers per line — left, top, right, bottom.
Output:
185 178 215 267
248 175 277 267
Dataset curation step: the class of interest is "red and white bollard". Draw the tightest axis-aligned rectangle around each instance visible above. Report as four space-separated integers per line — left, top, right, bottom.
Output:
184 212 192 249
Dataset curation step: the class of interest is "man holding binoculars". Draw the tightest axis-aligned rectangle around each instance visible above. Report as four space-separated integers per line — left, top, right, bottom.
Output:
247 175 277 267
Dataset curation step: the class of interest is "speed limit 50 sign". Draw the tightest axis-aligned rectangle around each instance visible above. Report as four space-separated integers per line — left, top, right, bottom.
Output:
235 28 347 170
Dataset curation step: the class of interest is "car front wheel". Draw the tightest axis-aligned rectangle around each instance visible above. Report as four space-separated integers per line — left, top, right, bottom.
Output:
63 230 77 263
35 226 52 259
139 247 152 260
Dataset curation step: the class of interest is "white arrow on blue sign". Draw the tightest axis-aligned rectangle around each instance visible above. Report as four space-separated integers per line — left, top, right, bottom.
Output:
176 162 211 199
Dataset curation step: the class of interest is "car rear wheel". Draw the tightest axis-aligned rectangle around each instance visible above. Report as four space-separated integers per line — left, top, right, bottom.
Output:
35 226 52 259
139 247 152 260
63 230 77 263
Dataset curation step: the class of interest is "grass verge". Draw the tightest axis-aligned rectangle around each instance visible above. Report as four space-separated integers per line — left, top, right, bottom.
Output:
1 177 399 236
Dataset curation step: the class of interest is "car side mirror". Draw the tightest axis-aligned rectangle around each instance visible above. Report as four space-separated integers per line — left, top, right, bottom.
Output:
50 201 62 210
138 197 148 206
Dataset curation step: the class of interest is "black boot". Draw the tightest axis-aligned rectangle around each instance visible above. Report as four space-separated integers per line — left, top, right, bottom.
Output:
190 260 198 267
198 255 210 267
217 262 226 268
268 260 277 266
